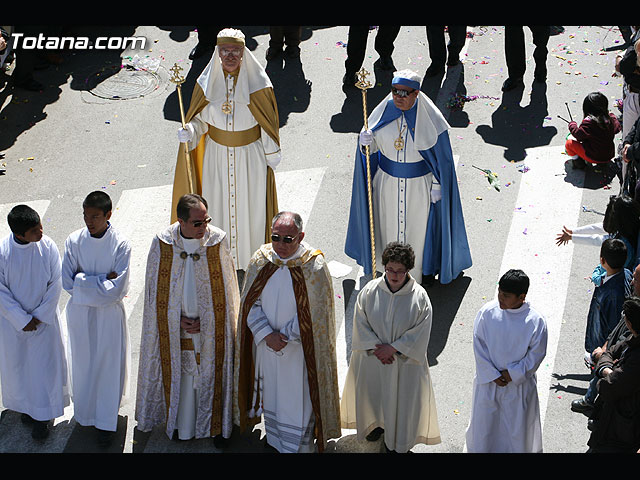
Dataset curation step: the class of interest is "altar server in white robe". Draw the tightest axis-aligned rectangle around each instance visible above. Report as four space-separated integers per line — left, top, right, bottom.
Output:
62 191 131 446
173 27 281 272
136 194 239 447
340 242 441 453
465 269 548 453
0 205 70 440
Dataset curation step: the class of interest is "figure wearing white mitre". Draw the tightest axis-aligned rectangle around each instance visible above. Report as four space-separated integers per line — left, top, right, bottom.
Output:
172 27 281 272
465 269 548 453
345 69 471 286
0 205 70 440
135 194 240 447
62 191 131 446
234 212 341 453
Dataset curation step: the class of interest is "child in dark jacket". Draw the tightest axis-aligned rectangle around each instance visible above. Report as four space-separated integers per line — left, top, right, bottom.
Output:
566 91 622 169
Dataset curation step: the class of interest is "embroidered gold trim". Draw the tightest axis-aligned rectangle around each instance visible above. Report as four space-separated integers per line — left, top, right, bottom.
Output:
208 124 260 147
206 243 227 436
156 240 174 419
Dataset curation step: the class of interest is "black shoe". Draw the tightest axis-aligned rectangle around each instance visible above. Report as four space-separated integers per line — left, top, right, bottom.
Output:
421 274 436 287
342 72 358 90
366 427 384 442
572 157 586 169
425 63 445 78
189 44 211 61
21 413 35 425
374 56 395 71
96 428 114 448
31 421 50 440
571 398 594 416
501 77 523 92
213 435 230 449
266 47 282 61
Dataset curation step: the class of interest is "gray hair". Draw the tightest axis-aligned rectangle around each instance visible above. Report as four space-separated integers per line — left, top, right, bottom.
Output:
271 211 303 233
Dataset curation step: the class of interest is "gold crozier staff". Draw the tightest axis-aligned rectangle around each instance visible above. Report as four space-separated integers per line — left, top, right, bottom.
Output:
356 68 377 279
170 63 196 193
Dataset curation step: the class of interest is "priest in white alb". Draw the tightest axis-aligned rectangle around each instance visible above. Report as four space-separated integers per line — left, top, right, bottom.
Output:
0 205 70 440
465 269 548 453
340 242 441 453
173 27 281 272
135 194 240 448
62 191 131 447
234 211 341 453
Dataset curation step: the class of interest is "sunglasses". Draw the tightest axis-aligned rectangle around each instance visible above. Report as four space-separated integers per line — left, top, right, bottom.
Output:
191 216 212 228
391 86 416 98
271 233 300 244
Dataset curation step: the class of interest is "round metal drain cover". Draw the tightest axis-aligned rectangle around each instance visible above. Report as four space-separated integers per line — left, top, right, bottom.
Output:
88 65 160 100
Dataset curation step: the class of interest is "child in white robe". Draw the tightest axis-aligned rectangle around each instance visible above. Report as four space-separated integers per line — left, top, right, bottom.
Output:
0 205 70 440
465 269 548 453
62 191 131 447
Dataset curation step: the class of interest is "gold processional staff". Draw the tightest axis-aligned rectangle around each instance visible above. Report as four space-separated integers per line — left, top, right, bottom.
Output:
170 63 196 194
356 68 377 279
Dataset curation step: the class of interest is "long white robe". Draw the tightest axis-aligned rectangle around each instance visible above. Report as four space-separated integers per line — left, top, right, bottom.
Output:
340 274 441 453
188 73 280 272
0 234 70 421
247 245 315 453
367 116 434 280
465 299 548 453
62 225 131 431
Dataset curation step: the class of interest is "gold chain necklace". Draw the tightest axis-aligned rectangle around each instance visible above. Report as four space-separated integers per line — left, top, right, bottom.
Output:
394 118 407 151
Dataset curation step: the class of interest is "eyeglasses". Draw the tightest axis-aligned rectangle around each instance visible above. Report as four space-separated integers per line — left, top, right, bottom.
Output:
191 216 212 228
384 267 408 276
391 87 416 98
219 47 243 58
271 233 300 244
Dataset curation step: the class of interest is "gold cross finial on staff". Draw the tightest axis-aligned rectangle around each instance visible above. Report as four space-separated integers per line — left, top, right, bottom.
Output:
170 62 195 193
169 63 185 86
355 67 377 279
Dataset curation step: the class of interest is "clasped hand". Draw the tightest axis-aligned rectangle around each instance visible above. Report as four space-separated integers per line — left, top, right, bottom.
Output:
374 343 397 365
494 370 512 387
181 316 200 334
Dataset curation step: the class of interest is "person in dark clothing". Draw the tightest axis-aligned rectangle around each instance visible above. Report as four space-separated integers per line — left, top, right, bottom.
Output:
342 25 400 89
502 26 550 92
424 25 467 78
587 296 640 453
266 26 302 60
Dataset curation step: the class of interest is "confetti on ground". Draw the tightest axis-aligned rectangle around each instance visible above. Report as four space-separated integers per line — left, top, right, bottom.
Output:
446 93 500 110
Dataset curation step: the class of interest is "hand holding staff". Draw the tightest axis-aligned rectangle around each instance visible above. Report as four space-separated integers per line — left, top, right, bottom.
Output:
170 63 196 194
356 68 377 279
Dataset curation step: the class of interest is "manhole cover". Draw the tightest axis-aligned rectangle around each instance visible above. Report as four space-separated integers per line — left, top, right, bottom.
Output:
88 64 161 100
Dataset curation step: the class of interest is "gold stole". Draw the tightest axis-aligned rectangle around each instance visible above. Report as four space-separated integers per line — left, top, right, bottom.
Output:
155 240 227 436
236 258 327 452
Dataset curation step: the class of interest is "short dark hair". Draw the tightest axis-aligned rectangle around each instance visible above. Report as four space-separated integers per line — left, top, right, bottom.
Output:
381 242 415 271
83 190 112 215
600 238 627 269
176 194 208 221
498 269 530 296
622 296 640 333
7 204 41 236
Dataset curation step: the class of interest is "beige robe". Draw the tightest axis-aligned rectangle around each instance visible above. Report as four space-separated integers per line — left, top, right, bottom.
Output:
340 275 441 452
233 243 341 453
135 223 240 439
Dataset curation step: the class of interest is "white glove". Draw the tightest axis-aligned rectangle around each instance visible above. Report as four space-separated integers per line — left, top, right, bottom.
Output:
359 129 373 146
430 183 442 203
178 123 194 143
266 152 282 170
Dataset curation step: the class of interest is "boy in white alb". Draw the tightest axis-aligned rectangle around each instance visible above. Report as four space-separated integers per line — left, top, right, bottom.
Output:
62 191 131 447
0 205 70 440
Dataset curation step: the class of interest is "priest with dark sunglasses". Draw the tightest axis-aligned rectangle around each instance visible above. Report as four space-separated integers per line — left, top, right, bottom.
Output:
234 211 341 453
345 69 472 287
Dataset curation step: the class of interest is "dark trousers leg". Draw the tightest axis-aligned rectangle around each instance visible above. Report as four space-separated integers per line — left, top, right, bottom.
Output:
374 25 400 58
447 25 467 63
345 25 369 75
504 25 526 79
530 26 550 79
426 25 447 66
